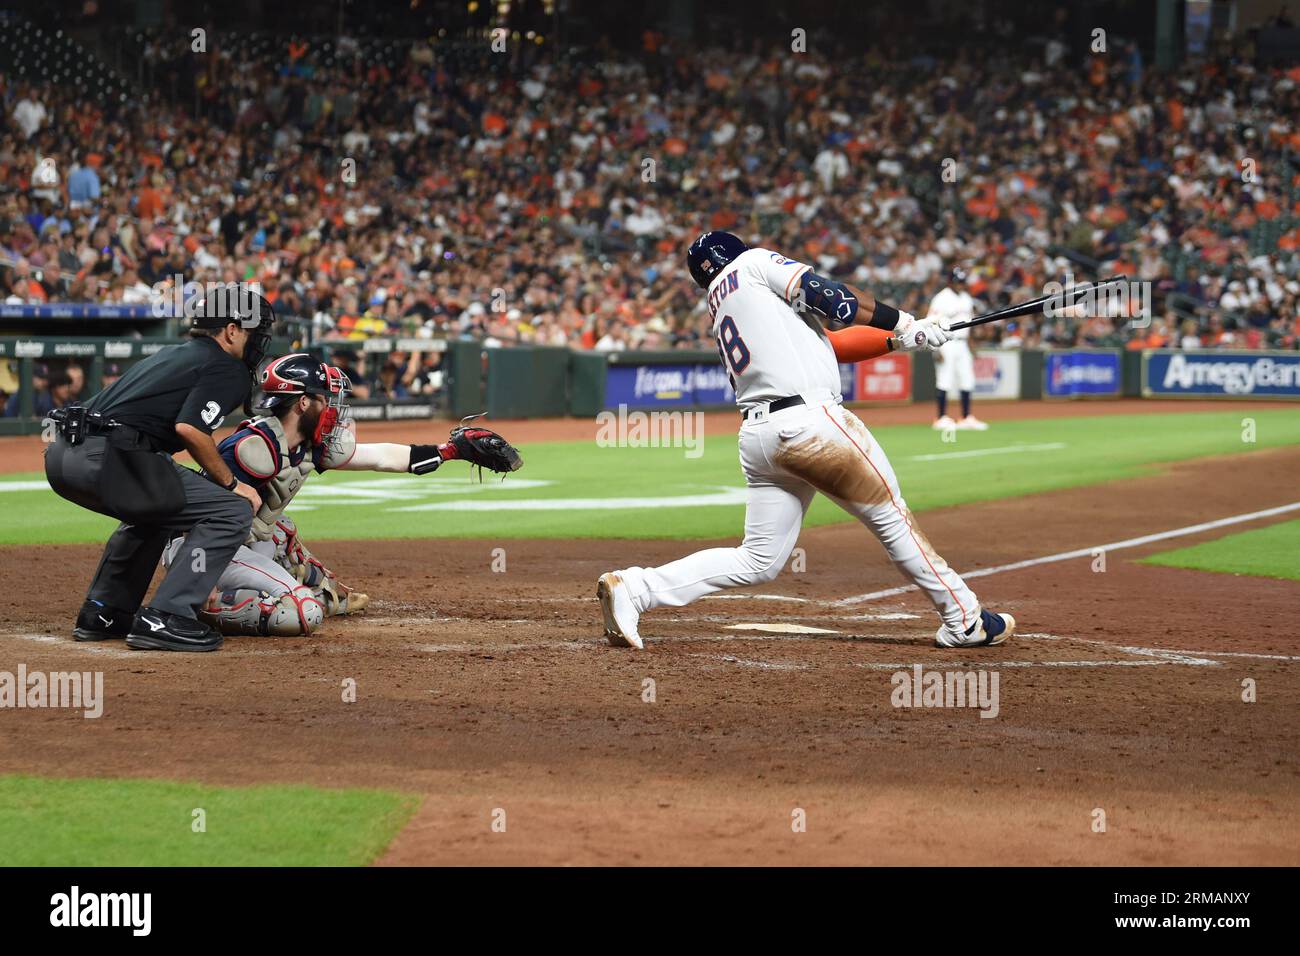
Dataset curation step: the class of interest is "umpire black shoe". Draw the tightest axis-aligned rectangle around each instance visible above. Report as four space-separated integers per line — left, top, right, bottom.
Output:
73 601 133 642
126 607 224 652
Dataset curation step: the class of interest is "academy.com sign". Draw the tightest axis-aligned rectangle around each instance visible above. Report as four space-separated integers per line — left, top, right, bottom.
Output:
605 362 735 408
1145 351 1300 398
630 365 732 400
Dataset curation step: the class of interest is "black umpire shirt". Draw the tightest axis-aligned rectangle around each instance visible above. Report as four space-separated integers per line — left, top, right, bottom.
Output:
85 336 251 454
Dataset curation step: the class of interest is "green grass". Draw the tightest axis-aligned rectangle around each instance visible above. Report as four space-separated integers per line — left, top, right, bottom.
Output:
0 774 418 866
1140 520 1300 582
3 409 1297 544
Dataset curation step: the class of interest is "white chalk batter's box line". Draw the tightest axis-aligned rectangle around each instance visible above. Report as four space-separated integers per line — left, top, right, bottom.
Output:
4 628 1297 671
836 500 1300 605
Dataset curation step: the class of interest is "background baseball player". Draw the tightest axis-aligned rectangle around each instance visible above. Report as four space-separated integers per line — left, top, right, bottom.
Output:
162 353 523 636
927 266 989 431
597 231 1015 650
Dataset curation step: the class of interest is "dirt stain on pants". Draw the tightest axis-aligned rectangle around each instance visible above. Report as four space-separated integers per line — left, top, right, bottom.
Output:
774 432 893 507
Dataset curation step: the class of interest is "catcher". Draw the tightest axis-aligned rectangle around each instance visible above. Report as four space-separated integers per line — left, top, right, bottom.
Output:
161 353 522 636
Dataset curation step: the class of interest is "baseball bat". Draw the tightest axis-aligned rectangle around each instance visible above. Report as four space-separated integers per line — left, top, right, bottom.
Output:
945 275 1126 331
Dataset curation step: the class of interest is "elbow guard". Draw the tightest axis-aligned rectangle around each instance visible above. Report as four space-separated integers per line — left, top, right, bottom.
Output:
797 272 859 329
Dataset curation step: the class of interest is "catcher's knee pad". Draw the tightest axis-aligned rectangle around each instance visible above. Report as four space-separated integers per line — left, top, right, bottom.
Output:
200 587 325 636
265 586 326 635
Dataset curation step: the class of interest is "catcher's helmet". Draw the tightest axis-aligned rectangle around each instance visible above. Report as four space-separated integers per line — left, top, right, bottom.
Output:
256 353 352 445
687 231 748 289
190 286 276 373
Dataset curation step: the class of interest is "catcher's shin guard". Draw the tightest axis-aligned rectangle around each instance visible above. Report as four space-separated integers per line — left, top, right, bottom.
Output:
315 575 369 617
271 517 367 617
200 587 325 636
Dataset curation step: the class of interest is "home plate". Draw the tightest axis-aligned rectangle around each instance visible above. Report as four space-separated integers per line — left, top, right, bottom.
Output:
725 623 840 635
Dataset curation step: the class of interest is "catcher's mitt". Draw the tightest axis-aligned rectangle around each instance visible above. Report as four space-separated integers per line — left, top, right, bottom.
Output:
446 414 523 479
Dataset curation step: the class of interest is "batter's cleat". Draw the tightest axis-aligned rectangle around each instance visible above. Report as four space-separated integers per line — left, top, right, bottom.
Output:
126 607 224 652
956 415 989 431
73 600 133 641
932 415 957 431
935 609 1016 648
597 572 642 649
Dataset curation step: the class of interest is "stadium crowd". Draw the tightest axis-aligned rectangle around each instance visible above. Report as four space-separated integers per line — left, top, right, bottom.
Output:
3 22 1299 373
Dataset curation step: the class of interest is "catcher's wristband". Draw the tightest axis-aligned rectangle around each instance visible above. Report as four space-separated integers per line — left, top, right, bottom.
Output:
408 444 445 475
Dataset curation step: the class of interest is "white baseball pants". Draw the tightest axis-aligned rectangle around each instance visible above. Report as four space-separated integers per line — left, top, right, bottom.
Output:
935 340 975 393
614 399 981 640
162 536 300 598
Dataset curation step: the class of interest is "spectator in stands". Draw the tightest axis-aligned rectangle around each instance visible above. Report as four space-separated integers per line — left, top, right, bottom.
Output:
408 352 445 397
1 25 1297 356
4 363 49 417
66 153 101 210
0 360 18 415
11 86 47 140
372 361 409 400
594 321 629 352
101 362 124 390
329 348 370 399
65 363 84 402
47 368 75 411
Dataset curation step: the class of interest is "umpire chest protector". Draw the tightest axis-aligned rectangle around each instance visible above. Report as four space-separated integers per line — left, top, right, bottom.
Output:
229 415 355 541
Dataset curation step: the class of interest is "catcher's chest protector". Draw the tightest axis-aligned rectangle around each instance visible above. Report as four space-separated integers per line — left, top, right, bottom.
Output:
240 416 356 542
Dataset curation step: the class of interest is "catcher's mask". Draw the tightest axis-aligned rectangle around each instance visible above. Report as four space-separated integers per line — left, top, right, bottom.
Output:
256 353 352 448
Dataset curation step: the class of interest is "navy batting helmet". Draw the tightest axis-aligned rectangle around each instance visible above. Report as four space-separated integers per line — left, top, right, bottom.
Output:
687 231 749 289
950 265 969 286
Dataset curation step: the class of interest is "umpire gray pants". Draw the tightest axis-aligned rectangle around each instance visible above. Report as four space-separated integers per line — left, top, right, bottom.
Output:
45 434 253 619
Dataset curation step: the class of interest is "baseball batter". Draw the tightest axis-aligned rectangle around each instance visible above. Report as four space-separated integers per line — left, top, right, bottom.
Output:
597 231 1015 650
162 353 522 636
928 266 988 431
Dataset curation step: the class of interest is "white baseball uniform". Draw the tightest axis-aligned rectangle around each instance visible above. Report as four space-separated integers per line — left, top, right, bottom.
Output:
928 286 976 394
612 248 983 641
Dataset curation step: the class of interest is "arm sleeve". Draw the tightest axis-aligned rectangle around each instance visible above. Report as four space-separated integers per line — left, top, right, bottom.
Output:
828 326 893 363
336 442 414 472
753 249 811 304
176 362 250 433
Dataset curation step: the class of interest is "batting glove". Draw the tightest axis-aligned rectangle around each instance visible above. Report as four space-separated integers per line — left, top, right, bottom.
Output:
892 318 951 351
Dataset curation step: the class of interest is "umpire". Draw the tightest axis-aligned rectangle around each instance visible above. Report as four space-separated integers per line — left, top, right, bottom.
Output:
44 288 275 652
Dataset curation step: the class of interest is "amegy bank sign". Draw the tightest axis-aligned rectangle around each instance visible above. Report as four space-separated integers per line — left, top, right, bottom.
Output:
1145 351 1300 398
